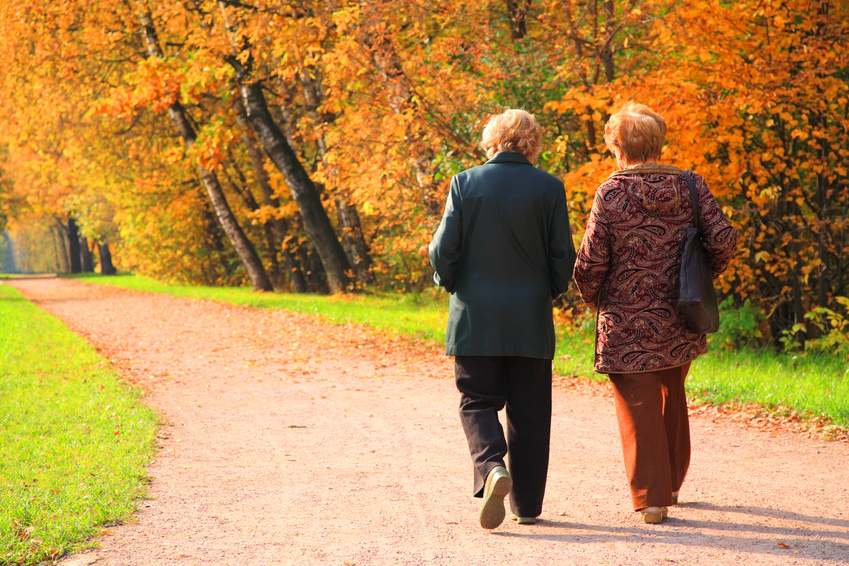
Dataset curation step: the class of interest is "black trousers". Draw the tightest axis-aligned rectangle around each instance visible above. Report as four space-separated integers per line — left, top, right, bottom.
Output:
455 355 552 518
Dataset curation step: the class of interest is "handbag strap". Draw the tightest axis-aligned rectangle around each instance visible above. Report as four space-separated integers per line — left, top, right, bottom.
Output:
683 169 700 232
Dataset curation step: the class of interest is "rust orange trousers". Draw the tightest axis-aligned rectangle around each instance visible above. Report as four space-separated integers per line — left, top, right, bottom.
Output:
609 362 691 511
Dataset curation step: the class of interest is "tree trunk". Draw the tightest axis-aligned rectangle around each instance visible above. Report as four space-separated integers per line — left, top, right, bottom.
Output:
791 240 807 347
295 68 376 285
98 239 116 275
234 97 307 289
282 242 308 293
217 2 351 292
506 0 529 40
201 204 233 282
297 244 330 294
601 0 616 83
52 221 70 273
224 164 283 287
232 74 351 292
2 230 17 273
140 9 273 292
335 198 375 285
67 216 82 274
81 236 94 272
232 104 311 293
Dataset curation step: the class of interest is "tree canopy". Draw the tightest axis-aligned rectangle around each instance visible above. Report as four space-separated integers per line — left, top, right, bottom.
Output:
0 0 846 342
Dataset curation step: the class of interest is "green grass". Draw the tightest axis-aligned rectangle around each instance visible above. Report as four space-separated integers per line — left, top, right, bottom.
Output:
687 347 849 426
554 321 849 427
0 283 159 564
68 274 849 428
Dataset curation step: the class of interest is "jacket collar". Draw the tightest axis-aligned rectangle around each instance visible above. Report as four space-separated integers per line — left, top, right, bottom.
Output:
485 151 533 165
608 163 682 179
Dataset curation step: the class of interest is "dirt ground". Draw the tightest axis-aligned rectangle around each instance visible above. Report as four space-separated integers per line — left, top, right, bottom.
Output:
7 276 849 566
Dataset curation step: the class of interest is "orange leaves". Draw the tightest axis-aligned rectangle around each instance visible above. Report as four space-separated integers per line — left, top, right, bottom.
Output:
0 0 846 307
179 51 234 106
189 118 236 171
99 58 184 118
541 0 849 330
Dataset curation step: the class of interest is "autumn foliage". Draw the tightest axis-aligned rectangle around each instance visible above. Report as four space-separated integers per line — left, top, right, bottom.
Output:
0 0 846 342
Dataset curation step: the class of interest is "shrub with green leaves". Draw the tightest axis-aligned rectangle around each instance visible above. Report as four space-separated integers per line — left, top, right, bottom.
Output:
711 297 768 350
780 297 849 359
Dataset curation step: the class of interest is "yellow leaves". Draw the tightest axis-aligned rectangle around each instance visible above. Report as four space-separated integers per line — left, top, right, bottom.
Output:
0 0 845 300
247 205 284 225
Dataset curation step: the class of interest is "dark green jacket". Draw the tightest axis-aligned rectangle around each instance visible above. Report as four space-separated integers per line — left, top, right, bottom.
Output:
428 152 576 359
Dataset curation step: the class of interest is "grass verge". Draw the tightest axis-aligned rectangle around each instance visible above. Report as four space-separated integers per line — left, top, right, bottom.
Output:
0 282 159 564
69 274 849 429
687 348 849 430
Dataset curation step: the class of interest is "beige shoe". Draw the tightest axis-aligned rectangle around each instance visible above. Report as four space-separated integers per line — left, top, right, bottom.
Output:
641 506 668 524
671 491 679 505
511 514 538 525
479 467 512 529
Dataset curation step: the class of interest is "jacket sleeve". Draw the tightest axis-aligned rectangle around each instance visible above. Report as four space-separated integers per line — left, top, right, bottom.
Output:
428 176 463 293
572 187 612 307
548 184 576 298
695 174 738 276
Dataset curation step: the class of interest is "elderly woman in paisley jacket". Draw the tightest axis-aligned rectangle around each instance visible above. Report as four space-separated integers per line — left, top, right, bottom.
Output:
573 102 737 524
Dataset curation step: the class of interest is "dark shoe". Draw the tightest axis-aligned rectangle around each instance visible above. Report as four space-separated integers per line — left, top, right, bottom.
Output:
479 466 512 529
511 514 538 525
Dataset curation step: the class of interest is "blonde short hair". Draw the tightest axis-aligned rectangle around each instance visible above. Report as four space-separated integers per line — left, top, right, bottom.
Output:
480 109 543 162
604 102 667 163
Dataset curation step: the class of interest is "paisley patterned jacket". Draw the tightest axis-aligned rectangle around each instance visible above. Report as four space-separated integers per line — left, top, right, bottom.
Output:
573 163 738 374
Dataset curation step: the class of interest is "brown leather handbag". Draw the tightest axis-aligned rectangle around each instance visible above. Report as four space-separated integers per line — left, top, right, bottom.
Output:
677 170 720 334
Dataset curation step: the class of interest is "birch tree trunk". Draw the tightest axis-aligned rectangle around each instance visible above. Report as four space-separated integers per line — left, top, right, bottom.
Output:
140 9 273 291
217 1 351 292
228 65 351 293
296 68 375 285
233 97 309 292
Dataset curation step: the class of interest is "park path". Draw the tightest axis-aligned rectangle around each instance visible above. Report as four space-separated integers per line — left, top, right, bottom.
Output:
7 276 849 566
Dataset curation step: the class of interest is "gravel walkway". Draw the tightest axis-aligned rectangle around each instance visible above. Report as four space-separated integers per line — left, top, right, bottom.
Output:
7 277 849 566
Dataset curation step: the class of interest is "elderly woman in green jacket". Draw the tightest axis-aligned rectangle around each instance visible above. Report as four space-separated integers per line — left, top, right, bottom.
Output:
429 109 576 529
